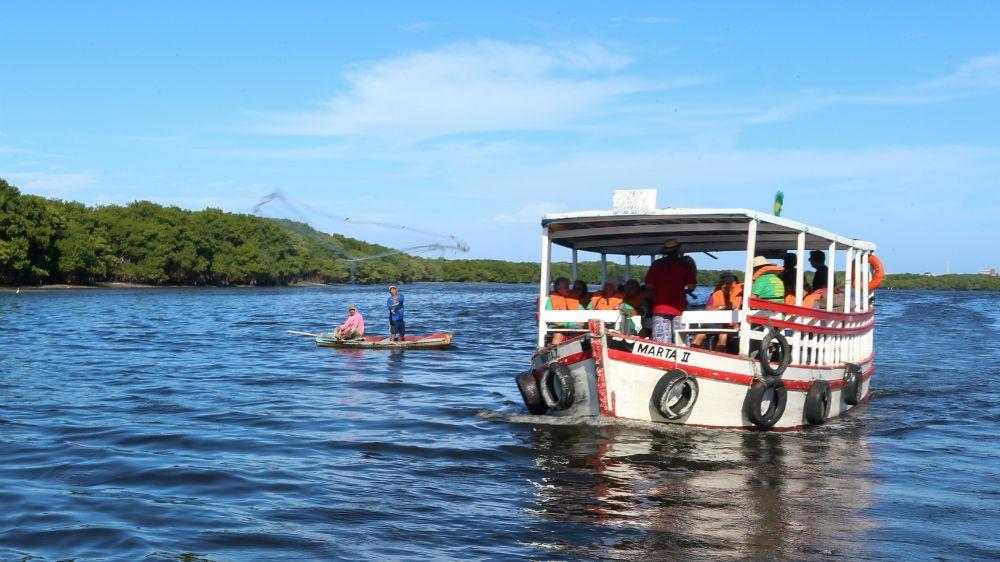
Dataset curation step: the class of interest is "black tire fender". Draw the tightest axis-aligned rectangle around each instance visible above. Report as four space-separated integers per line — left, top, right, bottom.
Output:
744 378 788 429
539 363 575 410
515 371 547 415
650 369 699 420
843 363 863 406
804 379 832 425
759 329 791 378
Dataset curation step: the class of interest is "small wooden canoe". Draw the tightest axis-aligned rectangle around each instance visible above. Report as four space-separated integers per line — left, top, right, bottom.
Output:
314 332 454 349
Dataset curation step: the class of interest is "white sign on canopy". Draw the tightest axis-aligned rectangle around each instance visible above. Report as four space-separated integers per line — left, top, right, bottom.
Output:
612 189 657 215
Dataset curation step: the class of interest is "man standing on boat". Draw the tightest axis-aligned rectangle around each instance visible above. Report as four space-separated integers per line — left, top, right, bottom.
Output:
644 239 697 343
387 285 405 342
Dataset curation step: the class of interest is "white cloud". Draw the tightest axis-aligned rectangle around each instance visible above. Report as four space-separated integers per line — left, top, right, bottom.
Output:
492 201 568 224
254 40 677 140
0 171 99 197
611 16 679 25
398 20 435 33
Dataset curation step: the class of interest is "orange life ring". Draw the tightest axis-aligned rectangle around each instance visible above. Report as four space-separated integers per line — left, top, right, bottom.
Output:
869 255 885 290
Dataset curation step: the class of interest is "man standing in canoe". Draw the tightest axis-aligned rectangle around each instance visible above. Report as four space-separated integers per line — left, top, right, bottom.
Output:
387 285 405 342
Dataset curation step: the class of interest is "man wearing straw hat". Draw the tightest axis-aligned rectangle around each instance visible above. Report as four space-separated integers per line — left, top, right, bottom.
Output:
333 304 365 340
644 238 697 343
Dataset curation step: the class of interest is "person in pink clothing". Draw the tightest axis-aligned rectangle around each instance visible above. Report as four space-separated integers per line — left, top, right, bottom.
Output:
333 304 365 340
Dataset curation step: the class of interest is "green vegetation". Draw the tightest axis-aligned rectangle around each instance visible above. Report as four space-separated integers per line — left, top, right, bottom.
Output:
878 273 1000 291
2 178 997 290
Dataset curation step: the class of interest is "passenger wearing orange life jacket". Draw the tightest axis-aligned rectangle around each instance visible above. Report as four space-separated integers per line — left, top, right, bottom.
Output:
572 280 592 308
693 272 743 351
588 281 627 311
750 256 785 302
589 280 638 333
545 277 583 344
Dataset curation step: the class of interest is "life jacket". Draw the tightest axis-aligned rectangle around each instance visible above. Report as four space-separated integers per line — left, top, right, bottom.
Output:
752 265 784 281
709 283 744 310
572 290 592 308
589 291 625 310
802 291 822 309
548 292 581 310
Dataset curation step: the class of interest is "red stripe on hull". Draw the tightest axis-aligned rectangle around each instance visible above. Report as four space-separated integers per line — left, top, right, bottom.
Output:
589 320 612 416
606 347 874 392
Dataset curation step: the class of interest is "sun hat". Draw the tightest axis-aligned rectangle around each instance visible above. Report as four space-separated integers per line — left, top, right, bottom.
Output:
662 239 681 251
348 304 357 310
752 256 772 268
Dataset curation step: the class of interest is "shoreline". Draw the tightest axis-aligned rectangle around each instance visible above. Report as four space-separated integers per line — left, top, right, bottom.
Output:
2 281 997 292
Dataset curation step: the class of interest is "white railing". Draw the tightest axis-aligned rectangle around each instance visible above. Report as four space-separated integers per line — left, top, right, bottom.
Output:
743 299 875 366
537 310 643 346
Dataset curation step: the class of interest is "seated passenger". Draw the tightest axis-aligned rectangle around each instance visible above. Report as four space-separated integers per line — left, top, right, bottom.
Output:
588 281 626 310
589 281 638 333
333 305 365 340
545 277 583 344
572 279 592 308
693 272 743 352
751 256 785 302
622 279 648 316
809 250 829 292
803 286 845 309
780 252 799 304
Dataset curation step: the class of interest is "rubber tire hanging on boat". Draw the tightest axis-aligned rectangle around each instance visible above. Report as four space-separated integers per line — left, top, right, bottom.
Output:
843 363 864 406
758 329 791 380
539 363 575 411
515 371 547 415
744 378 788 429
804 380 832 425
650 370 699 420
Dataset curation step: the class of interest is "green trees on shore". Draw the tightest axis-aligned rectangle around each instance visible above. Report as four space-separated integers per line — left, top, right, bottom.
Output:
2 178 998 290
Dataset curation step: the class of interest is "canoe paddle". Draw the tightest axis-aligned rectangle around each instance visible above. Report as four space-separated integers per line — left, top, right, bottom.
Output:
287 330 324 338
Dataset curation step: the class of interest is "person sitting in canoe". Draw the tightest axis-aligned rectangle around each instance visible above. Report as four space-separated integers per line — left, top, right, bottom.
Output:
333 304 365 340
388 285 405 342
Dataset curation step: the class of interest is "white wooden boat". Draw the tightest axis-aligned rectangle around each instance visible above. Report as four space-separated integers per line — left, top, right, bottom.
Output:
515 190 877 430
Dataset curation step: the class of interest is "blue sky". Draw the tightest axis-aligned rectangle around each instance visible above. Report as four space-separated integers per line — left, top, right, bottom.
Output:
2 2 998 273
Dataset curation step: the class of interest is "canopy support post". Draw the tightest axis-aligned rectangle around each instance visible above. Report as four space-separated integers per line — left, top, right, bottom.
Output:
600 253 607 284
861 252 869 312
795 231 806 306
538 227 551 348
826 242 836 312
739 219 758 357
625 255 631 280
843 247 854 314
571 248 578 282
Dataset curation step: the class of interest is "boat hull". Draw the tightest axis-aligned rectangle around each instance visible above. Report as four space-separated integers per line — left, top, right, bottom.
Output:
316 332 453 349
527 326 872 430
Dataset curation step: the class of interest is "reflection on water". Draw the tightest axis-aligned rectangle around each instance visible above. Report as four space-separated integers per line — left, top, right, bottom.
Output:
526 421 875 559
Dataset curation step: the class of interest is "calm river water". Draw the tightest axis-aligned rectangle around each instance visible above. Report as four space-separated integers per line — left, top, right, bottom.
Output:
1 285 998 560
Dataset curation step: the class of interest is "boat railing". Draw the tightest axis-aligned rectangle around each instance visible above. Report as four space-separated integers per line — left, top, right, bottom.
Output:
539 310 643 338
743 298 875 366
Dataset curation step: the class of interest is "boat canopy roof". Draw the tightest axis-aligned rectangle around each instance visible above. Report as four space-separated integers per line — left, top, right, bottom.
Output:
542 208 876 255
